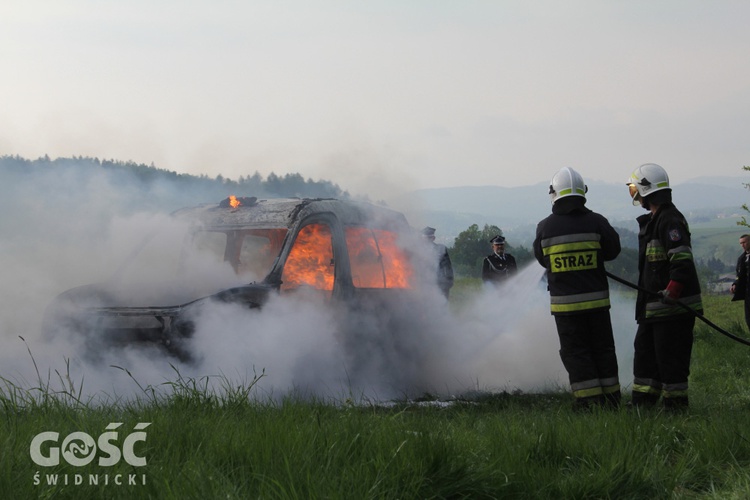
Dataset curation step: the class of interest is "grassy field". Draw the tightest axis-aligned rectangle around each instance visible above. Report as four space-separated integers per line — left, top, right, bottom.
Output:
3 294 750 499
690 221 746 266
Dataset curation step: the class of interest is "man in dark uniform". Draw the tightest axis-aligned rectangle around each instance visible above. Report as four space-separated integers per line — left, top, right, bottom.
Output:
730 234 750 331
534 167 622 410
627 163 702 411
482 235 517 285
421 227 454 299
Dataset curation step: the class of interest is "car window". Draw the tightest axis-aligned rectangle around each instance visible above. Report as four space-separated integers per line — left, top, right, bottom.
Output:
345 227 413 289
235 228 287 281
191 231 228 267
190 228 287 282
281 223 334 292
109 222 245 304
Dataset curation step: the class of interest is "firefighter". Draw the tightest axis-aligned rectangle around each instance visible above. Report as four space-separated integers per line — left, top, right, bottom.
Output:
482 235 517 285
627 163 702 411
534 167 622 410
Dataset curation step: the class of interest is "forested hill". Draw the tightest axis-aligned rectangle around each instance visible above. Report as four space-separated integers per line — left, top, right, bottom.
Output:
0 155 349 214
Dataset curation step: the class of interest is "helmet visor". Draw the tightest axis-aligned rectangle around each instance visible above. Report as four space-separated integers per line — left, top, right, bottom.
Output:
628 183 641 205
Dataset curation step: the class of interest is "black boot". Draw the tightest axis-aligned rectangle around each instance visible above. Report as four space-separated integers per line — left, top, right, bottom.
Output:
573 395 604 412
663 396 689 413
603 391 622 410
630 391 659 408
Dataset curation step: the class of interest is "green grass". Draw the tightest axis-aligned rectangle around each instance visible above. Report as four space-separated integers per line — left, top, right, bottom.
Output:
4 295 750 498
691 223 745 265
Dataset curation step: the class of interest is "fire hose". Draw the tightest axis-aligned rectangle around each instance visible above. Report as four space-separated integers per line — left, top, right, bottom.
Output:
605 271 750 348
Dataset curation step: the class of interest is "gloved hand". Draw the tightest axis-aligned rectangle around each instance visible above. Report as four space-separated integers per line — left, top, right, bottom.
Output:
658 280 684 304
658 289 676 304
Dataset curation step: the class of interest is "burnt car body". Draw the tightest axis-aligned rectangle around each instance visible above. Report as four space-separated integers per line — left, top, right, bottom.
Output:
42 197 421 360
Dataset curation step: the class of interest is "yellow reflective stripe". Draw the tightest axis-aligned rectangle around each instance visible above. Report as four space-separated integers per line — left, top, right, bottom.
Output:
570 378 619 398
558 186 586 197
573 386 604 398
551 291 609 304
645 294 701 308
571 378 601 391
671 255 692 262
632 383 661 395
669 252 693 262
602 383 621 395
541 233 601 246
542 241 601 256
599 377 620 393
550 298 610 313
644 298 702 318
646 250 666 261
645 239 666 262
668 245 692 255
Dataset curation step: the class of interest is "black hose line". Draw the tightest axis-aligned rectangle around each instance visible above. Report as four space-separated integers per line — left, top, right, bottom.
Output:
605 271 750 348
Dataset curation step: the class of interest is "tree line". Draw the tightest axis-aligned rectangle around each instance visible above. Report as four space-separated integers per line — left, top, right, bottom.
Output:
0 155 349 203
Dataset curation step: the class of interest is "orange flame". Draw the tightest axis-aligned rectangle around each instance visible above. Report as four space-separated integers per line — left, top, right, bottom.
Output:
345 227 413 288
281 224 414 292
281 224 335 291
229 195 241 209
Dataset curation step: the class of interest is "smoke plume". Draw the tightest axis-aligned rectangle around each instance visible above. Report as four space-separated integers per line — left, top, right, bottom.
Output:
0 161 635 404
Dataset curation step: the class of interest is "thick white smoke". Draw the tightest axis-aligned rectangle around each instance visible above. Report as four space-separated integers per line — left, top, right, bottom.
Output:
0 163 635 403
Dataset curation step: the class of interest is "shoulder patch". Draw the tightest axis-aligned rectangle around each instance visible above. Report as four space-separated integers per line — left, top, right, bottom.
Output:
669 229 682 242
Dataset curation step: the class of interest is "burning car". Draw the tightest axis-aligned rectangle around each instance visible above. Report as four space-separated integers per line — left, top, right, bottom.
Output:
42 197 422 360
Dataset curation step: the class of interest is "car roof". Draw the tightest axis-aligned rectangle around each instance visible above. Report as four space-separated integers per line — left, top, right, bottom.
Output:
171 197 411 230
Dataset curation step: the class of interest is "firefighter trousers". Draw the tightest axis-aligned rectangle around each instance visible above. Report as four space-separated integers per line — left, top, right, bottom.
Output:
554 310 621 408
632 314 694 409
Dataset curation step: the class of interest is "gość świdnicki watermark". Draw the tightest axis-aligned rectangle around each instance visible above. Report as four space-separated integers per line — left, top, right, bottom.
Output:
30 422 150 487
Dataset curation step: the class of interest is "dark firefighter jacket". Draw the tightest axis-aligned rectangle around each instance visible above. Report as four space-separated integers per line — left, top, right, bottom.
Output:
635 202 703 322
731 251 749 302
534 198 621 315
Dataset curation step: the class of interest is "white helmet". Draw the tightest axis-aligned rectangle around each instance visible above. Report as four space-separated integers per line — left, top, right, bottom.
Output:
627 163 670 206
549 167 587 204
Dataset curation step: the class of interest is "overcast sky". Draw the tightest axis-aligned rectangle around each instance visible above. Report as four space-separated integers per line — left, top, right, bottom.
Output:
2 1 749 199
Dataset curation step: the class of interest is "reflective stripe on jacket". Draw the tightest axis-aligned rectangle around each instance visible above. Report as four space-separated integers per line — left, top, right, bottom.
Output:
635 203 703 322
534 201 621 316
